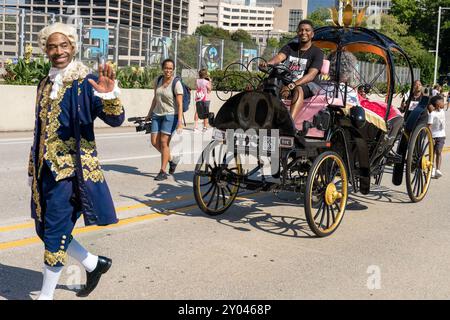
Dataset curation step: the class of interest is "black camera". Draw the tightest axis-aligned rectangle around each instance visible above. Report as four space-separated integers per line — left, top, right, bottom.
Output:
128 117 152 134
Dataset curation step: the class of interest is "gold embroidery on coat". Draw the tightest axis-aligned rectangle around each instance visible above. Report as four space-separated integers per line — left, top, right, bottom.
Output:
31 80 50 221
80 139 104 182
102 98 123 116
43 82 76 181
44 249 68 266
35 81 106 186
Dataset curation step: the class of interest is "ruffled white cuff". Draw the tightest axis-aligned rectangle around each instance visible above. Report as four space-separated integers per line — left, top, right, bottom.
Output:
93 80 121 100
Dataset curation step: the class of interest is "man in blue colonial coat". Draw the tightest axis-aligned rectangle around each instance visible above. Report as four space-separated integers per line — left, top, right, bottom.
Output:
28 22 124 299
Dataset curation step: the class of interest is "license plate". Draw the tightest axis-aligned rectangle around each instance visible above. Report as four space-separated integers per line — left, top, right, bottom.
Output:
279 136 294 148
262 136 277 152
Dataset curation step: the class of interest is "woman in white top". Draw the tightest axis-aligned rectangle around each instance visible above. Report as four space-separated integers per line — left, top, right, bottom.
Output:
146 58 183 181
194 68 212 132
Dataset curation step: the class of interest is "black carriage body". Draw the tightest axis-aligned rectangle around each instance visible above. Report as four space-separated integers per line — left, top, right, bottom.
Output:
194 25 434 237
311 27 422 193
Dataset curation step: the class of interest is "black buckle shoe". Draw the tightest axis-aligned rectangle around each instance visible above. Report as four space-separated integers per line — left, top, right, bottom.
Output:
76 256 112 298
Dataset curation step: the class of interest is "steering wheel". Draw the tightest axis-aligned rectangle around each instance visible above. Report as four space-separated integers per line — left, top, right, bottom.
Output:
259 63 295 86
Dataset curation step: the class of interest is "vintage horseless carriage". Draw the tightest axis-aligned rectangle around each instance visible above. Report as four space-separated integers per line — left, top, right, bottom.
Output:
192 26 434 237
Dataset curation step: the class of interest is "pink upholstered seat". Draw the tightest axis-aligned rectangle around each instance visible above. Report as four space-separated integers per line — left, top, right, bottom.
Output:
282 59 342 137
284 95 344 138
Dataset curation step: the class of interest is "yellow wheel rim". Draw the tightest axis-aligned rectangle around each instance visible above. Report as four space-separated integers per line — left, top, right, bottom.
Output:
409 126 434 201
308 153 348 234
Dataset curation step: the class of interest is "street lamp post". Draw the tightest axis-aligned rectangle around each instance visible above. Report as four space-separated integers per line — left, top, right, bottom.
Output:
434 6 450 85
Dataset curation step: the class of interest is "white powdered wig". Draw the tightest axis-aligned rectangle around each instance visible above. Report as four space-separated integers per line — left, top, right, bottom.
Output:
38 23 78 53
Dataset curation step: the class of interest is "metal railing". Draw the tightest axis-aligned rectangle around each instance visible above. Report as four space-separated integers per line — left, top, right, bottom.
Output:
0 6 419 85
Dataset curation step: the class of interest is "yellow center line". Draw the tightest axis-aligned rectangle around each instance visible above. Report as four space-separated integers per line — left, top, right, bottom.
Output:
0 211 170 251
0 192 265 251
0 194 192 233
2 145 450 235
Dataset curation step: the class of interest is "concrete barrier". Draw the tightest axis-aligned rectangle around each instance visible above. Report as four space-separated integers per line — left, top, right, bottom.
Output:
0 84 237 131
0 84 403 131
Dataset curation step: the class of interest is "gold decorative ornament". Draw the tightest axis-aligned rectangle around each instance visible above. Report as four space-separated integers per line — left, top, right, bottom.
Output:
102 98 123 116
44 249 68 266
330 0 367 28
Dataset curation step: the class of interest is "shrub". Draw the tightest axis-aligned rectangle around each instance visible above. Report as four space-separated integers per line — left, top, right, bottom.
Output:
116 66 160 89
210 69 264 91
2 48 50 85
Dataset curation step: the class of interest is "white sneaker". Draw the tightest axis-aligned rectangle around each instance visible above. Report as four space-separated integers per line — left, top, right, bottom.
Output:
432 168 436 178
435 169 443 178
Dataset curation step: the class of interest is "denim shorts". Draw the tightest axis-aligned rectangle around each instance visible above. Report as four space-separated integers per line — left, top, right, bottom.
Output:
434 137 446 153
151 113 178 135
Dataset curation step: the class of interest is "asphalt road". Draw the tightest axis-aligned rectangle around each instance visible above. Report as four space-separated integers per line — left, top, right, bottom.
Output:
1 114 450 300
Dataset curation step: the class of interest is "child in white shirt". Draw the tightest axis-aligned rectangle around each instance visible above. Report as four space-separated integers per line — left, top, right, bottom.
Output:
428 95 446 178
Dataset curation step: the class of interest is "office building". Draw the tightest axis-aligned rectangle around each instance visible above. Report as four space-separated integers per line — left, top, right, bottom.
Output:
0 1 190 65
273 0 308 33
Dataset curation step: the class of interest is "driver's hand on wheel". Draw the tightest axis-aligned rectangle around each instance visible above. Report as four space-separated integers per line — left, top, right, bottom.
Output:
258 61 268 71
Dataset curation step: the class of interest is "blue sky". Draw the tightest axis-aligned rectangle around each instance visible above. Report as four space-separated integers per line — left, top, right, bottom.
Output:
308 0 336 15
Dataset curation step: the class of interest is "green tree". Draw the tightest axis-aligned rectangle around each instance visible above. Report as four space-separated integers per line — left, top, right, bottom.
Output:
390 0 450 80
308 7 333 28
231 29 256 47
194 25 216 38
266 37 279 48
176 35 199 69
279 33 296 48
378 14 436 83
214 28 232 40
195 25 231 39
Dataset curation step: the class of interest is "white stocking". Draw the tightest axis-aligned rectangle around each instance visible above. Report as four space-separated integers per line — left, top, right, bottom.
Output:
67 238 98 272
38 265 63 300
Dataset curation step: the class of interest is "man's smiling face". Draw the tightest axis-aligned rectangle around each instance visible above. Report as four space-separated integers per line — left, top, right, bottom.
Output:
297 23 314 44
45 32 75 69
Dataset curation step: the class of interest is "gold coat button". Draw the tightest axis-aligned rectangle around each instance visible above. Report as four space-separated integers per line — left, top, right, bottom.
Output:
62 235 67 239
60 246 65 250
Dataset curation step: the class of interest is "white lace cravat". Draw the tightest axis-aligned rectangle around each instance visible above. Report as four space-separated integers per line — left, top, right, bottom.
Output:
48 61 74 99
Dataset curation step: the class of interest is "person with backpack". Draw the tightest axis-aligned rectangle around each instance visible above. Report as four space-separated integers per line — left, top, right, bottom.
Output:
194 68 212 132
145 58 183 181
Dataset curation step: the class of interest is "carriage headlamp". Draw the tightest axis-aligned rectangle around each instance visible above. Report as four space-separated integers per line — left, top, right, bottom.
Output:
350 105 366 129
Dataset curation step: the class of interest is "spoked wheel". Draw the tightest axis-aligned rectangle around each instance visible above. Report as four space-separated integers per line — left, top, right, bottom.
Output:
305 151 349 237
193 141 242 215
406 124 434 202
